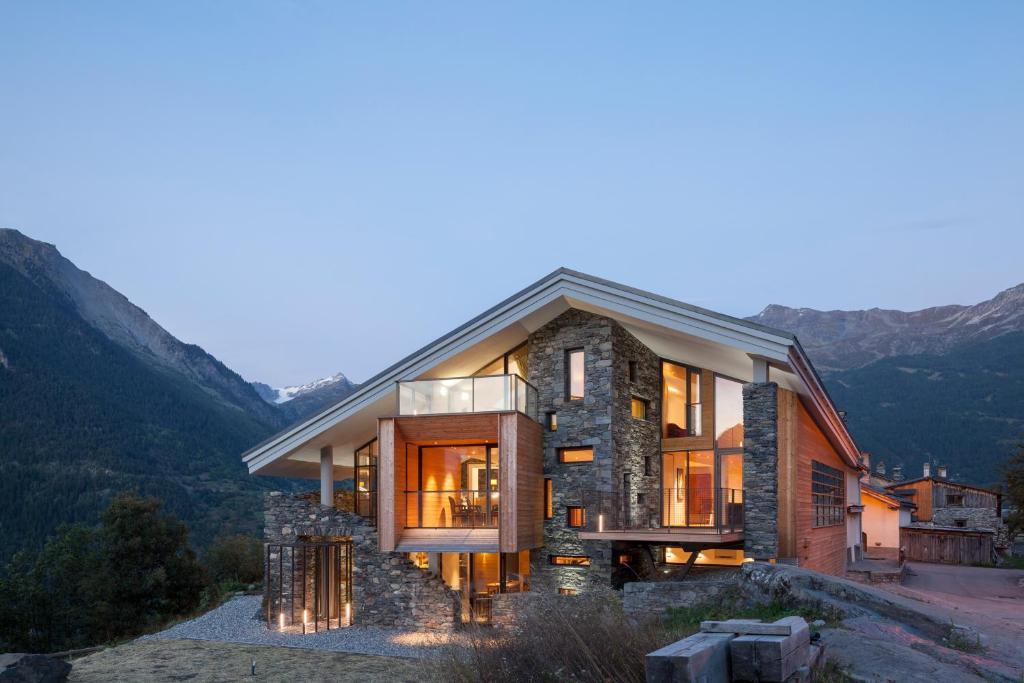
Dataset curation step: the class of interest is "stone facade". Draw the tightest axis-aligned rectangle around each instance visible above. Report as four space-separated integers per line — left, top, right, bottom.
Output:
528 308 617 593
621 569 742 614
742 382 778 560
526 309 664 593
931 506 1009 548
264 491 458 631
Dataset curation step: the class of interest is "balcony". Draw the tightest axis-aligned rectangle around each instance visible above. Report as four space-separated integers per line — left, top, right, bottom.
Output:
398 374 538 420
405 489 499 529
576 487 744 543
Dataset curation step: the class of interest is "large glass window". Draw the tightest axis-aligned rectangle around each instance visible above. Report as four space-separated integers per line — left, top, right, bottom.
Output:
811 460 845 527
475 342 529 380
354 439 378 525
406 444 498 528
566 349 585 400
662 362 701 438
715 376 744 447
661 449 741 528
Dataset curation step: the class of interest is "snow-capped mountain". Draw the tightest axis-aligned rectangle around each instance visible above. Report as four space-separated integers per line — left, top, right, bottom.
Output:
251 372 357 421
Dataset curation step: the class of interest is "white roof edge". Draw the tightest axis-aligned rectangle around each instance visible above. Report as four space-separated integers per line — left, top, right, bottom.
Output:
245 268 858 473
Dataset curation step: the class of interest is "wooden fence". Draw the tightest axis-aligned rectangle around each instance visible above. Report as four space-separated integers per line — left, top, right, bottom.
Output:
901 527 993 565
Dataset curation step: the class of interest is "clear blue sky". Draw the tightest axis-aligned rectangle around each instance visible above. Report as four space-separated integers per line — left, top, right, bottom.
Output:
2 2 1022 386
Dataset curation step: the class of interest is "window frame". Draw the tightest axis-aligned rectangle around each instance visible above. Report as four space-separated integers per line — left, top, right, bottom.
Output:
565 348 585 401
558 446 594 464
549 555 591 567
631 396 648 420
660 360 702 438
811 460 845 528
566 506 585 528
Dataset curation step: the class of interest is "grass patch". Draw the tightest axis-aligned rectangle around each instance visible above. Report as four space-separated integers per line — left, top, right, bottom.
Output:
662 587 833 637
946 627 985 654
816 658 857 683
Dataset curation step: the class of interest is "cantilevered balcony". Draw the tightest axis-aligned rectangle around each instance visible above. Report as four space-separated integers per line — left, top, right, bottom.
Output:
576 486 744 544
398 374 538 420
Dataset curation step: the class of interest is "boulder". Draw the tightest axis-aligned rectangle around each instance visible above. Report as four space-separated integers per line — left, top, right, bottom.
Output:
0 653 71 683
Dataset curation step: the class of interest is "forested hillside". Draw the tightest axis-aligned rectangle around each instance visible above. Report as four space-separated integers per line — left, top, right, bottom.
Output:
0 258 282 561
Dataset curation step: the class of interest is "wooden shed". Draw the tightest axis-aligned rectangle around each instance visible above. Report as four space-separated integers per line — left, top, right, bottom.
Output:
901 526 993 565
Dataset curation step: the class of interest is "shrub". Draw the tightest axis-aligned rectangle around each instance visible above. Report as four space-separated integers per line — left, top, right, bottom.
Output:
204 533 263 585
0 492 206 652
439 590 671 683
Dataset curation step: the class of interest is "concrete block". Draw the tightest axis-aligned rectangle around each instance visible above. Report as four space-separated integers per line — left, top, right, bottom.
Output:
646 632 735 683
730 617 810 682
701 619 800 636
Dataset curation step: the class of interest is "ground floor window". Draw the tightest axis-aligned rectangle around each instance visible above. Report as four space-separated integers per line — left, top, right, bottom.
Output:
663 547 750 567
432 550 530 623
811 460 845 527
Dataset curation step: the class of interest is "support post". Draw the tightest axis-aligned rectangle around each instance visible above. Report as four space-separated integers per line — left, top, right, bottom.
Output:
320 445 334 507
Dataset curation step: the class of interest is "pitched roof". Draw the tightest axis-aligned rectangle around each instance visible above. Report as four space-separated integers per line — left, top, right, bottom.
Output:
242 268 861 473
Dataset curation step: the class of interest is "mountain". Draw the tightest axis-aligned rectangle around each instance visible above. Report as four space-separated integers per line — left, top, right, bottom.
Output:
251 373 357 422
0 229 293 562
0 230 285 428
750 283 1024 372
750 283 1024 486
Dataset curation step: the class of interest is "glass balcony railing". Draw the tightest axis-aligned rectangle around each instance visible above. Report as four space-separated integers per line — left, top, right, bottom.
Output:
398 374 538 420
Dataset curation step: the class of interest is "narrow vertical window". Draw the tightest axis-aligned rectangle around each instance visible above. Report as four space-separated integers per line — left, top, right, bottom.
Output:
631 397 647 420
566 349 585 400
628 360 638 383
544 478 553 519
546 411 558 432
662 361 702 438
644 455 653 476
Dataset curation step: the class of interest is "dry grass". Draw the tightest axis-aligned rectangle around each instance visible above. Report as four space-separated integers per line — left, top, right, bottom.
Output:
434 586 833 682
437 589 673 683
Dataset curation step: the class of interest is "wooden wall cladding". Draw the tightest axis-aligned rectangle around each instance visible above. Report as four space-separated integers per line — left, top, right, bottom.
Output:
793 398 849 576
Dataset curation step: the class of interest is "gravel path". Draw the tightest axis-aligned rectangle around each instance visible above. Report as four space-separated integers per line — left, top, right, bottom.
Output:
139 596 457 660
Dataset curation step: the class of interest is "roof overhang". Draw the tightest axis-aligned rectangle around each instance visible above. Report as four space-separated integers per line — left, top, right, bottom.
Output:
243 268 862 475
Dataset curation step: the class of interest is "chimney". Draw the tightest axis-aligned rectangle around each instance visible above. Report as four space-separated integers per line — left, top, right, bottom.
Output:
937 465 947 479
861 452 871 470
892 465 903 481
923 462 931 478
876 461 886 476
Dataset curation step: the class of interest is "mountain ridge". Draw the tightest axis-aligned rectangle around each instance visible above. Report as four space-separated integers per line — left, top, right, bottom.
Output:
749 282 1024 372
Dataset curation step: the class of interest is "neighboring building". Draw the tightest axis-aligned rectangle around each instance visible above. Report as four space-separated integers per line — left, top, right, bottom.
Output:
887 463 1007 564
243 269 864 629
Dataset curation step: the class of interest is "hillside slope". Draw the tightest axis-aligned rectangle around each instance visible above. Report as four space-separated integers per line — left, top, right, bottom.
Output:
0 236 290 562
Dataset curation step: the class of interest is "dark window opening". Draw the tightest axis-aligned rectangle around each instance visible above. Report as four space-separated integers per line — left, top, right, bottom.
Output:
628 360 638 383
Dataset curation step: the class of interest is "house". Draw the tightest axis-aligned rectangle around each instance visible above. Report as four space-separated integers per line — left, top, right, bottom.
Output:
857 453 914 562
887 463 1007 564
243 269 864 629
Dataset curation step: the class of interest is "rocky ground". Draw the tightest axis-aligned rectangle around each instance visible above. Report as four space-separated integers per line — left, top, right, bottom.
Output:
68 639 427 682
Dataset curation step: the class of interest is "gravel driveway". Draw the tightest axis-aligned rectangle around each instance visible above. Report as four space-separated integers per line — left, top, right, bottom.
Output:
139 595 456 660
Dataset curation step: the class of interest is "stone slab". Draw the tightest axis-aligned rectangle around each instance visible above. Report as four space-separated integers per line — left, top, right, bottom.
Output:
646 631 735 683
700 619 801 636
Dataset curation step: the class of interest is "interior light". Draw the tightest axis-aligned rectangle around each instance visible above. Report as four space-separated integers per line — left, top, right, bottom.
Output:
279 612 285 631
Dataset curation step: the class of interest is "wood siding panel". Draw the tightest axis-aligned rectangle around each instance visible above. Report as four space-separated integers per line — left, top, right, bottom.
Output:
393 413 499 443
497 413 544 552
777 388 798 558
515 413 544 550
902 528 992 564
794 400 848 575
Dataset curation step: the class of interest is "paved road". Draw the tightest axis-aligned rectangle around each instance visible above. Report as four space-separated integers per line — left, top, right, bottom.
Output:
901 562 1024 624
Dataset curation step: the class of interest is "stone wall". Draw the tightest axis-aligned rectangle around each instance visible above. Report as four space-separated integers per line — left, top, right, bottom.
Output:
528 309 618 593
742 382 778 560
264 491 458 631
930 506 1010 548
622 569 743 614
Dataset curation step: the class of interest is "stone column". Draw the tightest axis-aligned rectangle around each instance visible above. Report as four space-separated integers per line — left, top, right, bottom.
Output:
320 445 334 507
743 382 778 560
